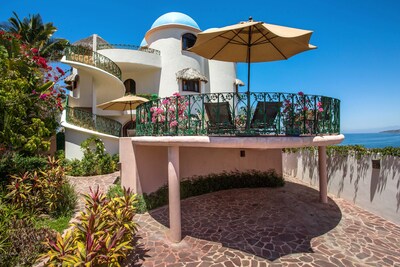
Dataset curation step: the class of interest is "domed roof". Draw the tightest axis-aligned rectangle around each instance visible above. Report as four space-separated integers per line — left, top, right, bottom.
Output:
150 12 200 31
140 38 148 47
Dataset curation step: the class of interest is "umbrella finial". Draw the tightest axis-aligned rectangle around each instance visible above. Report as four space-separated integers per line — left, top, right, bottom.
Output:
249 16 253 22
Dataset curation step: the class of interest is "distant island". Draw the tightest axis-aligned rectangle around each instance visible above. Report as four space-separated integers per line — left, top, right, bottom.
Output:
380 129 400 133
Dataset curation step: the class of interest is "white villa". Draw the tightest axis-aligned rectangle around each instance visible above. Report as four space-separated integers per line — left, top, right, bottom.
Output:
61 12 347 242
61 12 239 160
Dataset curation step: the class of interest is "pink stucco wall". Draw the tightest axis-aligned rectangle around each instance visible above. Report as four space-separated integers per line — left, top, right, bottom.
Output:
120 138 283 194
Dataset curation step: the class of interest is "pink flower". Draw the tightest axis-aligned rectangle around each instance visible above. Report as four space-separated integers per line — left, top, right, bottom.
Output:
170 121 178 127
303 106 308 111
56 66 65 75
317 101 323 108
39 93 48 100
173 92 181 97
318 107 324 112
298 91 304 96
157 107 164 114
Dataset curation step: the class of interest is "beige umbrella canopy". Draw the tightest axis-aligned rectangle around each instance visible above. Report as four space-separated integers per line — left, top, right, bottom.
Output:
189 17 316 92
96 95 149 122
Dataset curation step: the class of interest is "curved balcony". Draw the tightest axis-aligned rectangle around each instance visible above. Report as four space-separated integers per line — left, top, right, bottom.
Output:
136 92 340 137
64 46 122 80
66 106 122 137
97 43 161 55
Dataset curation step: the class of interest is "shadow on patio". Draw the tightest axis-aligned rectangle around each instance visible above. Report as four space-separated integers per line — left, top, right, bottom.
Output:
148 181 342 261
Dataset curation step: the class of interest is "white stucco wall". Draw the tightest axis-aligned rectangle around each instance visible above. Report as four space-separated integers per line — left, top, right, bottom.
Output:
68 69 93 108
98 49 161 69
146 26 236 97
121 69 161 96
208 60 237 93
283 151 400 225
65 127 119 160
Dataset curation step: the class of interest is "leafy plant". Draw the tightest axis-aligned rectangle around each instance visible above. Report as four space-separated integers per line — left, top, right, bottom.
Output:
0 217 56 267
43 187 138 266
64 136 119 176
283 145 400 158
5 157 77 216
0 30 66 156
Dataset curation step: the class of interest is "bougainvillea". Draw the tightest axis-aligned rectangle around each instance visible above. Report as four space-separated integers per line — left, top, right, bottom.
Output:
150 92 189 131
0 31 67 155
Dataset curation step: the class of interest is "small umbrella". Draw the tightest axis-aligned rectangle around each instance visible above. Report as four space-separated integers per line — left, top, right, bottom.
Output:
96 95 149 123
189 17 316 93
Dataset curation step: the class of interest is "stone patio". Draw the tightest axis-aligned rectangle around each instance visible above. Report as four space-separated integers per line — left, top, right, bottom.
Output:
68 173 400 266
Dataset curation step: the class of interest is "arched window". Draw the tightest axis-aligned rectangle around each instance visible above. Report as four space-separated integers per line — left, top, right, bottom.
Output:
123 120 136 137
124 79 136 95
182 33 197 50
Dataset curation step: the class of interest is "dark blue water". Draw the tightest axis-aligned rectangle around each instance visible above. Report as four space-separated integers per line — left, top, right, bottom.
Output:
340 133 400 148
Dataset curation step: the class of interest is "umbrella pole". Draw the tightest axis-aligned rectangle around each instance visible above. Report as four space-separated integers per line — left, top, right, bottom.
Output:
130 102 133 129
246 25 252 130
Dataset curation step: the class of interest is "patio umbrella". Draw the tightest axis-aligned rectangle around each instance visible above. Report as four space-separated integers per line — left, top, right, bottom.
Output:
188 17 316 93
96 95 149 123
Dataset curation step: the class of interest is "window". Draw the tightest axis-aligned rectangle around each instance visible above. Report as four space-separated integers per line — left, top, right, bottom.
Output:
182 79 200 93
124 79 136 95
182 33 197 50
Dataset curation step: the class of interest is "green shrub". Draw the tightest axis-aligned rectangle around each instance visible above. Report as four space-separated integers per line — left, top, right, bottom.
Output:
0 219 56 267
65 158 84 176
0 152 47 184
42 187 137 266
283 145 400 158
107 183 124 199
5 157 77 216
131 169 284 213
64 136 119 176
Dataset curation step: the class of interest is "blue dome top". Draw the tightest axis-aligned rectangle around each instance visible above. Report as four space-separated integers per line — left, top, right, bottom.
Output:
150 12 200 30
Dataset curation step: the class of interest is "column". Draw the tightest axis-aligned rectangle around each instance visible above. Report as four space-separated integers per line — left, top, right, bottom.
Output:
168 146 181 242
318 146 328 203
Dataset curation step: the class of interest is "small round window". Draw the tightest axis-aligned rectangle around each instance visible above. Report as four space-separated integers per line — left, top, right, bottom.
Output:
182 33 197 50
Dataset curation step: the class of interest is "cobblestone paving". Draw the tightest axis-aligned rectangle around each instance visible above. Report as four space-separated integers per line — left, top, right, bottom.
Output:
67 174 400 266
67 172 119 210
128 177 400 267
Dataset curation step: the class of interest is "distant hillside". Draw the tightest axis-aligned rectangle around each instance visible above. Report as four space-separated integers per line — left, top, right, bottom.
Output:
380 129 400 133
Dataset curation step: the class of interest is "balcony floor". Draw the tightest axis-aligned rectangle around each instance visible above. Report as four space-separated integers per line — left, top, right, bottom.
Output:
128 176 400 266
129 134 345 149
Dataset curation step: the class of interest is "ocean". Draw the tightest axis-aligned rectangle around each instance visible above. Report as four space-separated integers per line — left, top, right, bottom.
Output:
340 133 400 148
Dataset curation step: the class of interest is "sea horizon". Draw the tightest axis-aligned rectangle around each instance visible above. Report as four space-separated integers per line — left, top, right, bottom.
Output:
339 132 400 148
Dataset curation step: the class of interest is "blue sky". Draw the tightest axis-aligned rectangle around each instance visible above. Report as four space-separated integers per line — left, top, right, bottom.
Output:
1 0 400 132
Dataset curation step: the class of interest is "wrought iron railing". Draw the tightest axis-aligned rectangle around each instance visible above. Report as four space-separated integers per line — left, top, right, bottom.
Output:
66 106 122 137
64 46 122 80
136 92 340 136
97 43 161 55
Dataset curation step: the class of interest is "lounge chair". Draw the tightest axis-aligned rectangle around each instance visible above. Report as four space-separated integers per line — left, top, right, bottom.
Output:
250 101 282 134
204 102 235 134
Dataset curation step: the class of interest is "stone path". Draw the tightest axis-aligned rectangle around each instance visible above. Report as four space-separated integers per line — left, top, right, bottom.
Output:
68 174 400 266
67 172 119 210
